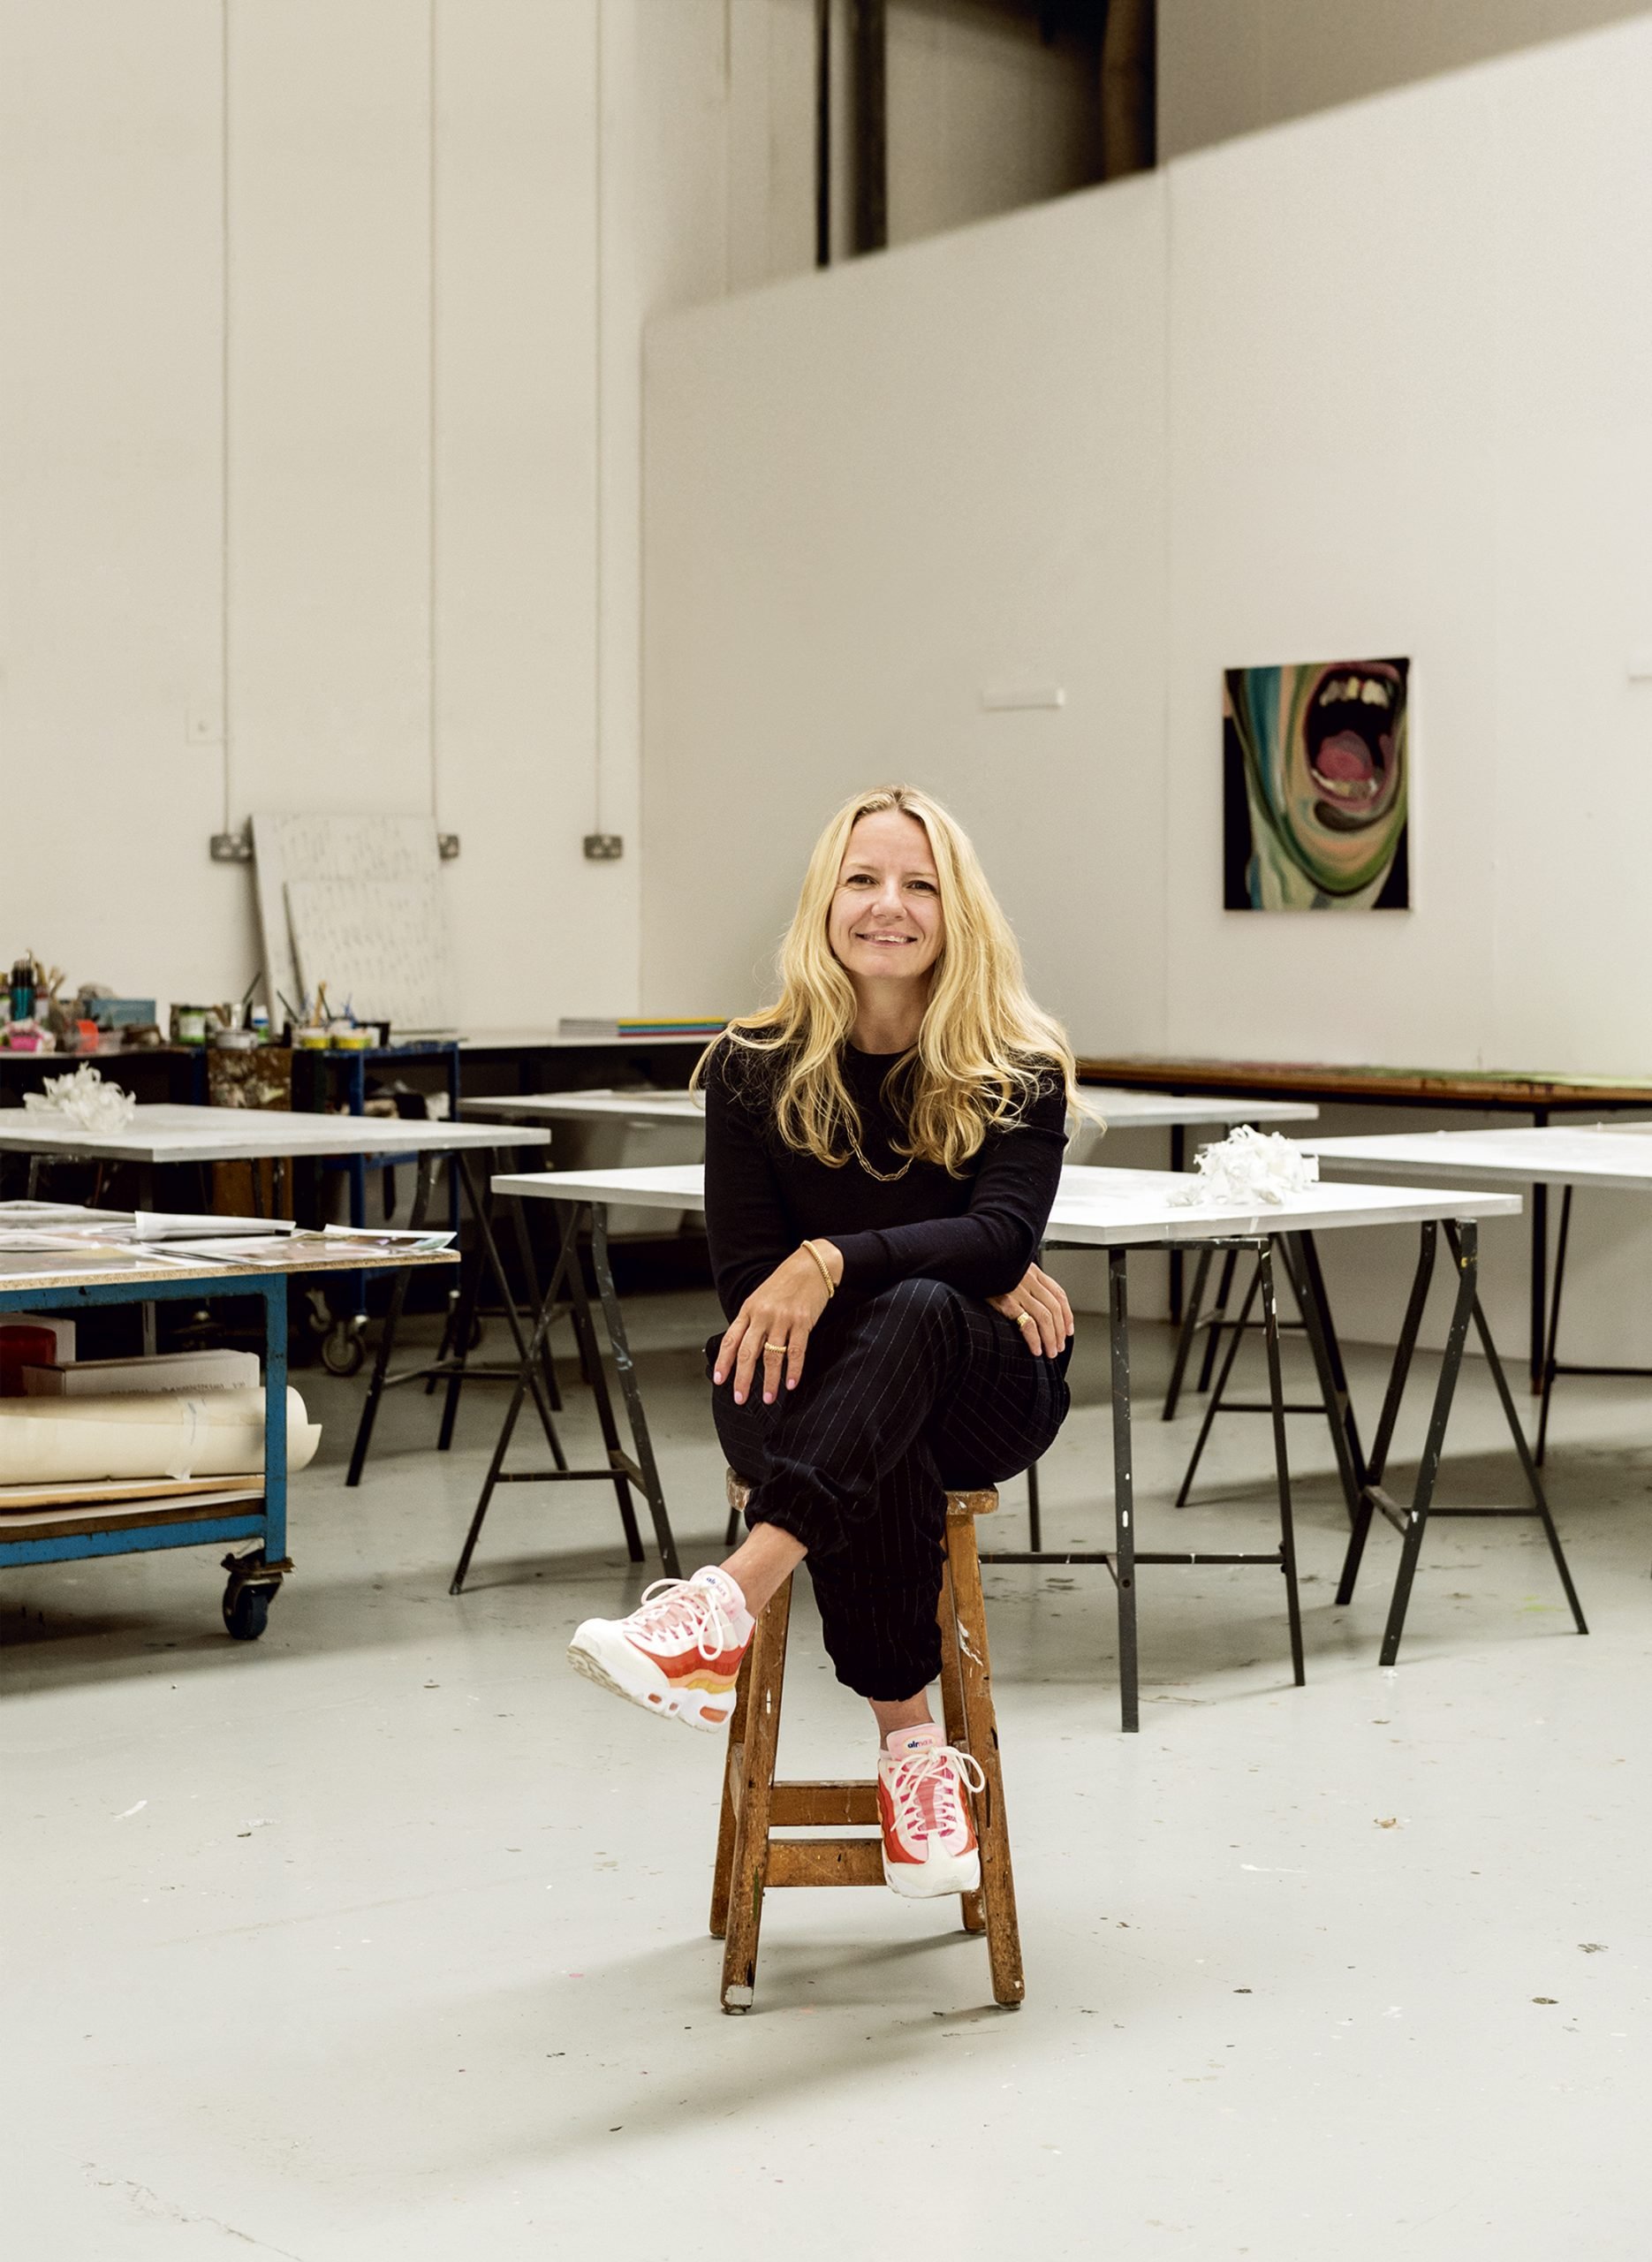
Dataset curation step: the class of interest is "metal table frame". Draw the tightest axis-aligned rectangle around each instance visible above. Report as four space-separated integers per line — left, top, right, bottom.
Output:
344 1145 567 1487
0 1271 292 1630
1080 1054 1652 1391
451 1197 681 1590
1166 1222 1588 1666
977 1233 1305 1734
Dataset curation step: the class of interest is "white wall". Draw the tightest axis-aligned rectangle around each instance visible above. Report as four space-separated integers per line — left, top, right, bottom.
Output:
643 178 1168 1041
0 0 1101 1029
1158 0 1652 158
641 14 1652 1358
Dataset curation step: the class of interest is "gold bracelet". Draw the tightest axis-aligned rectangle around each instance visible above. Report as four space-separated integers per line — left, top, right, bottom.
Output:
800 1239 836 1298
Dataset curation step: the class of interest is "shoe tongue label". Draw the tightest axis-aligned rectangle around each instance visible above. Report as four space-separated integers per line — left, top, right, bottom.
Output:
891 1727 944 1756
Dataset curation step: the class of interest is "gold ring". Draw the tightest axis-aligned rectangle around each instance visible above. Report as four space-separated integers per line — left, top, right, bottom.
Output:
763 1340 788 1353
1016 1311 1036 1332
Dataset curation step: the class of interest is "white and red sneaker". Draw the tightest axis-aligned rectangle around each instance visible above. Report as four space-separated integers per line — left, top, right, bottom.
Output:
567 1568 754 1733
877 1725 987 1899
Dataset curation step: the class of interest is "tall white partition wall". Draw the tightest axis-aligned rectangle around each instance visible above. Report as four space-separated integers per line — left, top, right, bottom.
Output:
643 179 1171 1052
642 15 1652 1356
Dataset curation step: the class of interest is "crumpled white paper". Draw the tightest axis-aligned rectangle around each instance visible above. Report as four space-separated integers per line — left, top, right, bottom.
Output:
1170 1124 1319 1208
24 1063 138 1133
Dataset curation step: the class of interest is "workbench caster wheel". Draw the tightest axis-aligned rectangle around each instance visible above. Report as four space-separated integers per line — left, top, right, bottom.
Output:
321 1318 367 1378
223 1581 270 1641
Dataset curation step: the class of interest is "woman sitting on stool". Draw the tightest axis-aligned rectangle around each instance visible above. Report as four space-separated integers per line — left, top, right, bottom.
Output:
570 784 1078 1899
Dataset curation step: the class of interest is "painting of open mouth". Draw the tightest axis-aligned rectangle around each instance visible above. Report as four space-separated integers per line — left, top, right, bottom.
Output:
1224 657 1410 910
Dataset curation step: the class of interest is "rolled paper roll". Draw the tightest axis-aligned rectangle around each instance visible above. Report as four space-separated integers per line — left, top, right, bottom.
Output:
0 1386 320 1487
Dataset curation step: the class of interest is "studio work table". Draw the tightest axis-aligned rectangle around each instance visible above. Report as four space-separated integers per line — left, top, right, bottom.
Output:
1079 1056 1652 1387
0 1234 456 1639
0 1102 549 1167
466 1161 1577 1732
462 1086 1321 1135
1303 1123 1652 1463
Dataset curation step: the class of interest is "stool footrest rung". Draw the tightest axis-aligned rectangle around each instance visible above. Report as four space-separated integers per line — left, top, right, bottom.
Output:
765 1838 885 1887
712 1470 1022 2011
769 1780 880 1827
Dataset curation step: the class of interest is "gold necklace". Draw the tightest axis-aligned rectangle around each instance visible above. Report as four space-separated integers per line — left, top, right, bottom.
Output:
846 1130 913 1183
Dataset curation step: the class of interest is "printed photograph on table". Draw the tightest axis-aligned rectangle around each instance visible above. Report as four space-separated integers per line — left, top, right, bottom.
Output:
1224 657 1410 911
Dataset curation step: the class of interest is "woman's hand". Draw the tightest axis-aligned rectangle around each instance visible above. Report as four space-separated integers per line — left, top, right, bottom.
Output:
714 1242 842 1405
989 1262 1074 1357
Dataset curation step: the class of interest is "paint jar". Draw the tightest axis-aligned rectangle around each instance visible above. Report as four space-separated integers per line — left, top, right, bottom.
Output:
171 1005 209 1046
294 1026 330 1051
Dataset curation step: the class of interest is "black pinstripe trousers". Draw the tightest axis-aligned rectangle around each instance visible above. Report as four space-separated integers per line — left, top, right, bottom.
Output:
709 1276 1072 1700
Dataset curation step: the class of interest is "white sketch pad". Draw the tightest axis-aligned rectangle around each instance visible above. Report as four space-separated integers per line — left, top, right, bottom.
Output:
251 813 451 1026
284 877 457 1033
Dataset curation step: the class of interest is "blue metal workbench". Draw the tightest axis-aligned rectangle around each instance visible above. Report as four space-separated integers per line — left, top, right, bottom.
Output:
0 1268 291 1639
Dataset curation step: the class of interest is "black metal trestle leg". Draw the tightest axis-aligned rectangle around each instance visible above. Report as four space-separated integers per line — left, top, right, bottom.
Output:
562 1226 646 1565
1330 1221 1586 1670
345 1150 565 1487
1161 1246 1213 1422
451 1244 569 1594
450 1201 680 1595
1109 1249 1139 1734
1534 1184 1572 1469
587 1207 682 1578
1444 1221 1587 1640
1175 1263 1262 1505
1330 1224 1436 1604
1368 1223 1481 1667
1195 1248 1241 1395
1258 1242 1306 1688
346 1154 436 1488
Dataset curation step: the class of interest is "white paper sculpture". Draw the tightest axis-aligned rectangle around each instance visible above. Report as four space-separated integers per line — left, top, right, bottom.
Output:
23 1064 138 1132
1171 1124 1319 1208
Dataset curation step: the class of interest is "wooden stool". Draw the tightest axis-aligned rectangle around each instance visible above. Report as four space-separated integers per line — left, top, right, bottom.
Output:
711 1474 1024 2015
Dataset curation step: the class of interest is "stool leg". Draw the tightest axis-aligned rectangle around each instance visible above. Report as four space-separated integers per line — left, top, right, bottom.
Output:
936 1554 984 1937
709 1646 756 1939
720 1577 792 2014
945 1518 1025 2008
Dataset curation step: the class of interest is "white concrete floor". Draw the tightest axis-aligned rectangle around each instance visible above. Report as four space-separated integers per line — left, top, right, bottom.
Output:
4 1285 1649 2260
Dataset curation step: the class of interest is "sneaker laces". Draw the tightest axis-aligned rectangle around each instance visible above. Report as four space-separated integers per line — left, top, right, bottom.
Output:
890 1742 986 1841
629 1575 739 1659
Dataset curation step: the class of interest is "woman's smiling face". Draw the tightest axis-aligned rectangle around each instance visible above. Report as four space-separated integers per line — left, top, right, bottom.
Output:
827 808 945 991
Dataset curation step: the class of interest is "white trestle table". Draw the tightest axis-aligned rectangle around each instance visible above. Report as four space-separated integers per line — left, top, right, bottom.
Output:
464 1086 1322 1446
1303 1124 1652 1466
471 1161 1547 1730
0 1105 553 1483
462 1085 1320 1135
0 1233 455 1638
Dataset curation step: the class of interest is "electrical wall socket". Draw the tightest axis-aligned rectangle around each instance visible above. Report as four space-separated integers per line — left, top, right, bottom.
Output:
583 833 624 862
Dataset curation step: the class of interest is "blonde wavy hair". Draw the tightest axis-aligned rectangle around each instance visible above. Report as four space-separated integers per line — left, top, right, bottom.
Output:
696 785 1080 1175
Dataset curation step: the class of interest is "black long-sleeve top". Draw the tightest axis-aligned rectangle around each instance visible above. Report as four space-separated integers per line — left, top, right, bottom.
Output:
701 1037 1069 1320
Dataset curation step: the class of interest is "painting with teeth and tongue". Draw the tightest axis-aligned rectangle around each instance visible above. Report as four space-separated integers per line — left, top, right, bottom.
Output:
1223 657 1409 911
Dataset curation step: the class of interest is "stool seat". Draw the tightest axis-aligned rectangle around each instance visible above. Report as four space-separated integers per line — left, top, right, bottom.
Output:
712 1472 1023 2014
